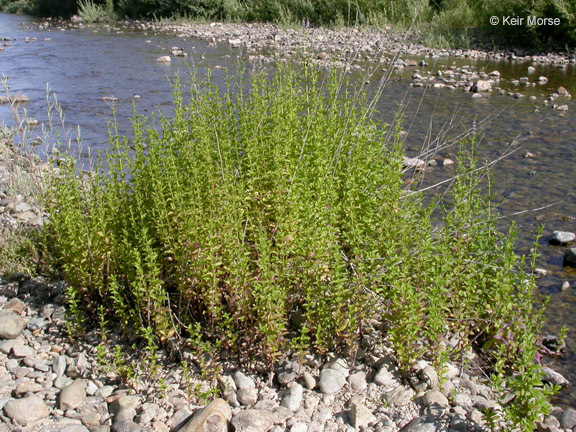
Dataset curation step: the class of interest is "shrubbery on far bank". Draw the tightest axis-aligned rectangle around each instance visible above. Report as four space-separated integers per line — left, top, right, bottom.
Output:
1 0 575 49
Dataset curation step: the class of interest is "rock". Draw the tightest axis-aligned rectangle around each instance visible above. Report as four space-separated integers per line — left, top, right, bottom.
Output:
400 416 442 431
557 86 570 97
179 398 231 432
419 366 439 389
538 76 548 84
302 372 316 390
109 395 141 416
290 423 307 432
111 421 141 432
470 80 492 92
12 343 34 357
234 371 256 389
558 408 576 429
2 298 26 314
0 94 29 104
60 380 86 410
555 104 569 111
550 231 576 245
0 311 26 339
14 379 43 396
116 408 137 422
348 372 367 392
373 366 399 387
349 402 375 429
563 248 576 267
561 281 570 291
281 384 303 412
537 415 561 432
384 386 414 407
82 411 102 426
423 389 449 408
277 360 304 385
231 409 277 432
528 66 536 73
3 394 50 426
156 56 171 63
542 367 569 386
237 387 258 406
324 358 349 377
318 368 346 394
402 156 426 169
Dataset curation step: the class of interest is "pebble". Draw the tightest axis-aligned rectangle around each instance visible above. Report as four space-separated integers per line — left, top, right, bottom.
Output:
318 368 347 394
550 230 576 245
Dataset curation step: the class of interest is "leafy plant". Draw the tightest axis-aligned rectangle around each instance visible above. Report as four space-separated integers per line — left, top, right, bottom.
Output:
41 63 554 430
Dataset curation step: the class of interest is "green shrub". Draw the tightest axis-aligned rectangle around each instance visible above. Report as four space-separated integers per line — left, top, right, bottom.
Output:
43 64 554 430
77 0 115 23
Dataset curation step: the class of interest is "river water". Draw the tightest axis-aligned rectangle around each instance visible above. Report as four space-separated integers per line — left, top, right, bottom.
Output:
1 13 575 405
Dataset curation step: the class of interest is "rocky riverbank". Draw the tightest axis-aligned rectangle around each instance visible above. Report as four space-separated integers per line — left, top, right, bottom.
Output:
0 271 574 432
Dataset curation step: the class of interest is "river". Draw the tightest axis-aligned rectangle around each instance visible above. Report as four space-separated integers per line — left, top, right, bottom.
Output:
1 12 575 406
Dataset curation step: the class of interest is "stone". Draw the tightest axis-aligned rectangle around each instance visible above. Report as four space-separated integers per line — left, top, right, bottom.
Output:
402 156 426 169
82 412 102 426
2 298 26 314
237 387 258 406
178 399 231 432
281 384 303 412
470 80 492 92
111 421 141 432
0 311 27 339
217 375 237 393
276 360 304 385
233 371 256 389
400 416 442 431
60 380 86 410
550 231 576 245
109 395 141 416
348 372 367 392
558 408 576 429
290 423 307 432
373 366 399 387
423 390 449 408
14 379 43 396
419 366 439 389
12 343 34 357
116 408 137 422
349 402 375 429
324 358 349 377
95 385 114 398
156 56 171 63
542 367 569 386
231 409 277 432
302 372 316 390
318 368 346 394
3 394 50 426
384 386 414 407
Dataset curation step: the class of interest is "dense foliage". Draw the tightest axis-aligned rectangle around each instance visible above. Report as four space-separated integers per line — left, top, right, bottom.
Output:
1 0 575 48
41 65 555 430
